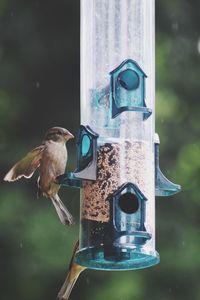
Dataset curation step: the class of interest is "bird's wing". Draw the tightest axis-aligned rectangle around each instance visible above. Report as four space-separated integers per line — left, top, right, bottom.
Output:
4 145 45 181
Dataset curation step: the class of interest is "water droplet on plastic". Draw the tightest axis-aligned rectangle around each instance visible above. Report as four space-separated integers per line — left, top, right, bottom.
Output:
86 276 90 285
98 94 109 108
197 38 200 54
172 21 179 32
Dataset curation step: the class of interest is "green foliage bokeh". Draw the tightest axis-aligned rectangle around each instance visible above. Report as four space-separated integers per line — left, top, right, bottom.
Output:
0 1 200 299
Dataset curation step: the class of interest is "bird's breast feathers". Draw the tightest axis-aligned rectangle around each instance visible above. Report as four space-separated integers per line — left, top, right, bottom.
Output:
43 141 68 173
39 141 68 195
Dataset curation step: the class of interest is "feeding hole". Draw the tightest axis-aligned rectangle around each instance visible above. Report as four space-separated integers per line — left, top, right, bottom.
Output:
81 134 91 157
118 192 139 214
118 69 140 91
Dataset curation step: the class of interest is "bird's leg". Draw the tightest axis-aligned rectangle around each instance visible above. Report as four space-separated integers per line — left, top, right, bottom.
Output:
55 173 70 184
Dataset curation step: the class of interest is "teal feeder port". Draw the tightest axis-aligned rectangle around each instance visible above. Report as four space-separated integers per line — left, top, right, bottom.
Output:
118 69 140 90
110 59 152 120
59 0 181 272
155 133 181 196
74 125 99 181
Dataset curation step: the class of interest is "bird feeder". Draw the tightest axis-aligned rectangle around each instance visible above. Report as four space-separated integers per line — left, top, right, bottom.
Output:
59 0 181 270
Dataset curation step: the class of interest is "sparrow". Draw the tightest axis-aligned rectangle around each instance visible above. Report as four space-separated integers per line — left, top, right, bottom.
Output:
4 127 74 225
58 240 86 300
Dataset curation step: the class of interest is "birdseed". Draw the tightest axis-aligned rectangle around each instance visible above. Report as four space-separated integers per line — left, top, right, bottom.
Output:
81 141 152 222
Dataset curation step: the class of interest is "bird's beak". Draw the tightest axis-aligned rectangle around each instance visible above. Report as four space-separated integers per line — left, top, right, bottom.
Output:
66 132 74 140
69 133 74 139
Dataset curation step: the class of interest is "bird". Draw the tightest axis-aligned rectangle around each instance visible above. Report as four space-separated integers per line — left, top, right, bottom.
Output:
58 240 86 300
4 127 74 225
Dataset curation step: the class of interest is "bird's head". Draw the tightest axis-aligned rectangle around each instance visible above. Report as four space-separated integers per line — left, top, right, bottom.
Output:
44 127 74 143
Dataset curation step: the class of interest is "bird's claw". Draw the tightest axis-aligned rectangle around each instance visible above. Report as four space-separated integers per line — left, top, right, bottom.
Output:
55 174 67 185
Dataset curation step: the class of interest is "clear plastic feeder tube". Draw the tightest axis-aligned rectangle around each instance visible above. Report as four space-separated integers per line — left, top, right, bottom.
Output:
76 0 159 270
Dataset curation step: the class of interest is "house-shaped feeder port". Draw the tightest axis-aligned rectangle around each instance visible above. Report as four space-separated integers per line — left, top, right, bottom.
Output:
110 59 152 120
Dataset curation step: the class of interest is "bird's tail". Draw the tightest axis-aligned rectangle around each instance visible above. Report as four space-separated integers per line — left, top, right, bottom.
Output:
58 263 86 300
50 194 73 225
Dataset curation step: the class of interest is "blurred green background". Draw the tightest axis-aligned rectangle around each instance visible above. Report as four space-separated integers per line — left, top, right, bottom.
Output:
0 0 200 299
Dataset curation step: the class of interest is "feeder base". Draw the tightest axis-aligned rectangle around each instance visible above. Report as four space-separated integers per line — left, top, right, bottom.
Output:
75 246 159 271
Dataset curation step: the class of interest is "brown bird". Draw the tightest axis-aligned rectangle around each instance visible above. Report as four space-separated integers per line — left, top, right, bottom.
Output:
4 127 74 225
58 240 86 300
